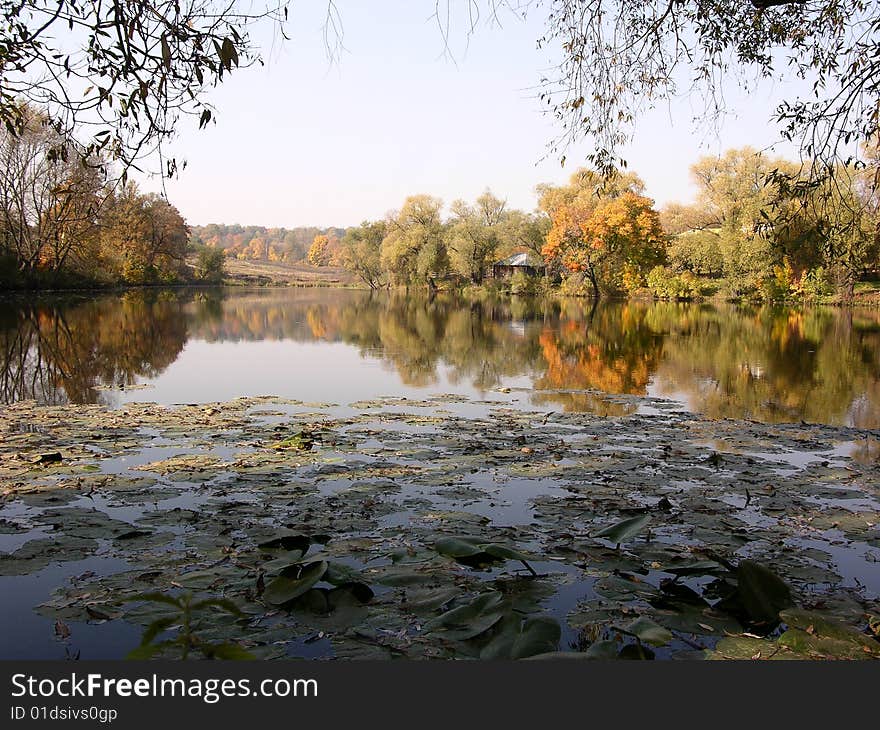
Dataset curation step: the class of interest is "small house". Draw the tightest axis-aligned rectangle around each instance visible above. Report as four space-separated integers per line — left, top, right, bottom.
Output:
491 252 546 279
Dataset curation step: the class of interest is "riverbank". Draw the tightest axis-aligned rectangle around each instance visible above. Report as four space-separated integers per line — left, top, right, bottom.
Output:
1 392 878 660
0 257 356 294
4 262 880 308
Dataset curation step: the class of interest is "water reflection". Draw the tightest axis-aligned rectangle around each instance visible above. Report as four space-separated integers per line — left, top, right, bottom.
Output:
1 288 879 427
0 291 191 405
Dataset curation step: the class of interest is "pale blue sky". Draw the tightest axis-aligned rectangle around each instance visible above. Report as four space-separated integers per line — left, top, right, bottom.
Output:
143 1 805 228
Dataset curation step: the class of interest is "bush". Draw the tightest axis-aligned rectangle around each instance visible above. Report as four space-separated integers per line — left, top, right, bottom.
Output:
509 270 539 296
646 266 700 300
793 267 834 302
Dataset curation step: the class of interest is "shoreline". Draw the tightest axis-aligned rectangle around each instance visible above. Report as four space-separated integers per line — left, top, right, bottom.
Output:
4 275 880 308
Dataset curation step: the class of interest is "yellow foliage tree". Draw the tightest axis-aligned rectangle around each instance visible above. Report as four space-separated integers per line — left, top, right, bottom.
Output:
307 234 331 267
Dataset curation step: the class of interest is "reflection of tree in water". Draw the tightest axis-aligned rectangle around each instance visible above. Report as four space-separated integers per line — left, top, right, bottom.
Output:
204 291 880 424
328 294 550 389
650 305 880 427
0 291 193 404
531 302 665 414
7 286 880 425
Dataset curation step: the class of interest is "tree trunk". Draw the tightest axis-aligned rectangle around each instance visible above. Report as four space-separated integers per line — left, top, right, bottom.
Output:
835 266 855 304
586 265 600 299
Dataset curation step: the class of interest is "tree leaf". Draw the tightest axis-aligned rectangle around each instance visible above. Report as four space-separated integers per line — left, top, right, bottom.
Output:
160 35 171 70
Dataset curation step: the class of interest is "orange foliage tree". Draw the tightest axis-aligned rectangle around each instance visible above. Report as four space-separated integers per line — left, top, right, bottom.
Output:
543 192 665 297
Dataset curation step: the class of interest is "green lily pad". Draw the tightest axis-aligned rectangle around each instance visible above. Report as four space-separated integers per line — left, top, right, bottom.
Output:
434 536 484 559
736 560 792 627
424 592 507 640
592 514 651 545
617 617 673 647
263 561 328 606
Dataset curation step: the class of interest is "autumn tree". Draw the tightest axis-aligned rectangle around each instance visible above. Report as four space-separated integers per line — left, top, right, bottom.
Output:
545 192 664 297
100 184 189 284
307 234 332 267
0 108 106 279
540 169 661 297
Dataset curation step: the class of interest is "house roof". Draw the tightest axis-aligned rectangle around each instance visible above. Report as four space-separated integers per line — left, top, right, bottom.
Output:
494 252 544 268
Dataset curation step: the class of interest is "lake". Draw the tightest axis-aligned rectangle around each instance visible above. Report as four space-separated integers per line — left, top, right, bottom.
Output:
2 287 880 426
1 288 879 660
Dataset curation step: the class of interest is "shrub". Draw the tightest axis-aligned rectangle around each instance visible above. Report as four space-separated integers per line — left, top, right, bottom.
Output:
793 267 834 302
509 270 539 296
646 266 700 300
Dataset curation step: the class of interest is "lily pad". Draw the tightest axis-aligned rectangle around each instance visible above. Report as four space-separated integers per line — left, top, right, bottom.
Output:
263 561 328 606
592 514 651 545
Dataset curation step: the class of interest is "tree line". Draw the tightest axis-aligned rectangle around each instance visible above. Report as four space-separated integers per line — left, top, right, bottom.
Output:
189 224 347 265
3 110 877 304
318 146 880 303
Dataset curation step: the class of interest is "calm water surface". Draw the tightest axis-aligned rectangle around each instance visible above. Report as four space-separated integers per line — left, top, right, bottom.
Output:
3 287 880 659
2 287 880 426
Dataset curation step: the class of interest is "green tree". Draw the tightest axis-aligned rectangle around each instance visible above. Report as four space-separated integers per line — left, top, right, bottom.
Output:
792 164 880 302
497 210 551 261
340 221 387 289
688 147 801 296
380 195 447 288
446 190 506 283
194 246 226 283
